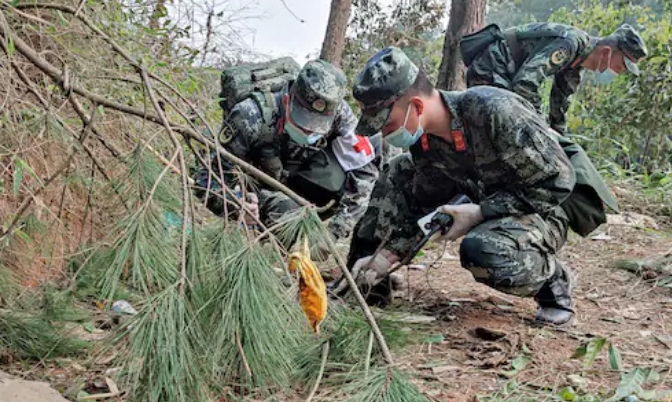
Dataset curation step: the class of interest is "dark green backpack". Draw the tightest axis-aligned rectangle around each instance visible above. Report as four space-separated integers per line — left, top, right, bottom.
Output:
219 57 301 122
556 134 619 237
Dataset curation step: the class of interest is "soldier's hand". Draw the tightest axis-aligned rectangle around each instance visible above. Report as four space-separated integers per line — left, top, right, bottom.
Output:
351 250 399 288
436 203 484 241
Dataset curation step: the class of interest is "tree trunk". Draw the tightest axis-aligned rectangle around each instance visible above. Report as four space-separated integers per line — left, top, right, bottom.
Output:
319 0 353 67
436 0 486 90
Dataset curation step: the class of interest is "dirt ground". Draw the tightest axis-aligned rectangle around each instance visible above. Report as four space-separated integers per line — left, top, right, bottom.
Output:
381 220 672 401
3 215 672 401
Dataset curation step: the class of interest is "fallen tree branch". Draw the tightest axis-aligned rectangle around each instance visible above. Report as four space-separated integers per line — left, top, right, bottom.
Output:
3 47 128 211
0 7 395 364
0 11 309 206
306 341 329 402
139 66 191 289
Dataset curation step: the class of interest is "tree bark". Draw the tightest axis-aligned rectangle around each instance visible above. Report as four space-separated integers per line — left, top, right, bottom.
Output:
436 0 486 90
319 0 353 67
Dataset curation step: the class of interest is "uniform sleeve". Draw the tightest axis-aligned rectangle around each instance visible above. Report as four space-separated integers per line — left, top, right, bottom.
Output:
327 162 379 239
511 37 581 112
193 101 262 212
473 93 576 219
326 101 380 239
549 67 582 134
220 100 263 161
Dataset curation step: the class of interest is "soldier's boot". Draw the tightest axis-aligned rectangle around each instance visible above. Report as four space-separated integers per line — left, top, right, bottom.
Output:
534 262 575 326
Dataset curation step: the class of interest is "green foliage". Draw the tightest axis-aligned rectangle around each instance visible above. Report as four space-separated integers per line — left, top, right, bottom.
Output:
0 312 88 360
208 241 309 393
487 0 668 28
549 0 672 173
293 305 428 390
342 0 446 111
604 367 672 401
341 367 430 402
113 285 213 402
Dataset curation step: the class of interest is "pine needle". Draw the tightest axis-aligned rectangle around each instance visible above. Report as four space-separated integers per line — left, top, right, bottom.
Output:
96 202 180 299
115 145 181 210
0 312 88 360
271 207 330 254
0 263 19 304
208 242 311 394
341 367 431 402
113 285 213 402
293 305 411 387
40 286 91 323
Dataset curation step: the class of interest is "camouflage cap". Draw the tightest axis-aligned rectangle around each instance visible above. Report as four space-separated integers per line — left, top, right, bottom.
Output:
609 24 648 75
352 47 419 136
289 59 347 134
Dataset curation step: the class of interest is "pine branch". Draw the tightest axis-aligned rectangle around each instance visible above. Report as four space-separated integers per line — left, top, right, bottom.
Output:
0 5 396 367
138 67 190 288
3 3 310 207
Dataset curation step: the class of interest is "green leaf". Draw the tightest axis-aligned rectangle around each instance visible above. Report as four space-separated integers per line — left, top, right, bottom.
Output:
574 337 607 368
558 386 577 401
14 229 31 243
608 342 622 371
12 160 23 196
7 37 14 58
10 0 19 7
82 322 96 333
502 354 531 378
604 367 660 402
422 334 444 344
511 355 531 371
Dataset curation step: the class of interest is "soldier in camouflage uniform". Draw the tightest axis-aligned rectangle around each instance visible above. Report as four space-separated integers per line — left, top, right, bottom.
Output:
461 23 647 133
194 59 379 258
340 47 616 326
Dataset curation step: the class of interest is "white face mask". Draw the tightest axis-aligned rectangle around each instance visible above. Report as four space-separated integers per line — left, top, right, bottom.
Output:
284 120 324 145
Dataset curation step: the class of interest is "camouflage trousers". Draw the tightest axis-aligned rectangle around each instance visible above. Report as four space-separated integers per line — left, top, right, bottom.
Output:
348 153 569 299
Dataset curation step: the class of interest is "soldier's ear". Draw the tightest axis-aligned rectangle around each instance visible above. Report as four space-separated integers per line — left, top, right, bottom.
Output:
410 96 424 116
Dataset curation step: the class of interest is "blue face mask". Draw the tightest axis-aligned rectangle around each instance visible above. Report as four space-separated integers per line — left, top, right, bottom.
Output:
285 120 324 145
596 68 618 85
595 53 618 85
384 104 423 148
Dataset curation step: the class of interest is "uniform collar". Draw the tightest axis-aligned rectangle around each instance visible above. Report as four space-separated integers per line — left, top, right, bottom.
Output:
574 36 599 67
439 90 464 132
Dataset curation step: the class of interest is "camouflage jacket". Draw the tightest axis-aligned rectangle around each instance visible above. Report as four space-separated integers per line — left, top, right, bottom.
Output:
388 86 577 256
507 22 595 133
205 85 379 239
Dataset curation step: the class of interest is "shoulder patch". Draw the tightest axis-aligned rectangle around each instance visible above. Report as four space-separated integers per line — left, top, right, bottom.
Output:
550 47 570 66
331 134 375 172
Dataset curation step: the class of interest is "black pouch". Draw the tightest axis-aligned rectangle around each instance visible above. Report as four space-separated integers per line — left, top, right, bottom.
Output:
286 146 346 209
460 23 504 67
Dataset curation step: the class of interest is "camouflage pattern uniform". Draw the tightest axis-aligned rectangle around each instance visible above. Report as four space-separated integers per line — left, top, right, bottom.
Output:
463 23 647 134
347 46 579 315
195 60 379 240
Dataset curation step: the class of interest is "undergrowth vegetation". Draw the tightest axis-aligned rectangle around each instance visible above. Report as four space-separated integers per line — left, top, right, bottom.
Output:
0 0 671 401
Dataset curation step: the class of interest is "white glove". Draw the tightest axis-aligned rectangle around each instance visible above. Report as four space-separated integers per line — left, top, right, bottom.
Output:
352 253 393 288
435 203 484 241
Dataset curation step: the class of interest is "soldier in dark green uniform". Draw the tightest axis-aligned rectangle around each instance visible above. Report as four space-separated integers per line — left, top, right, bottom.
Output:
339 46 618 326
194 60 379 259
460 23 647 133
